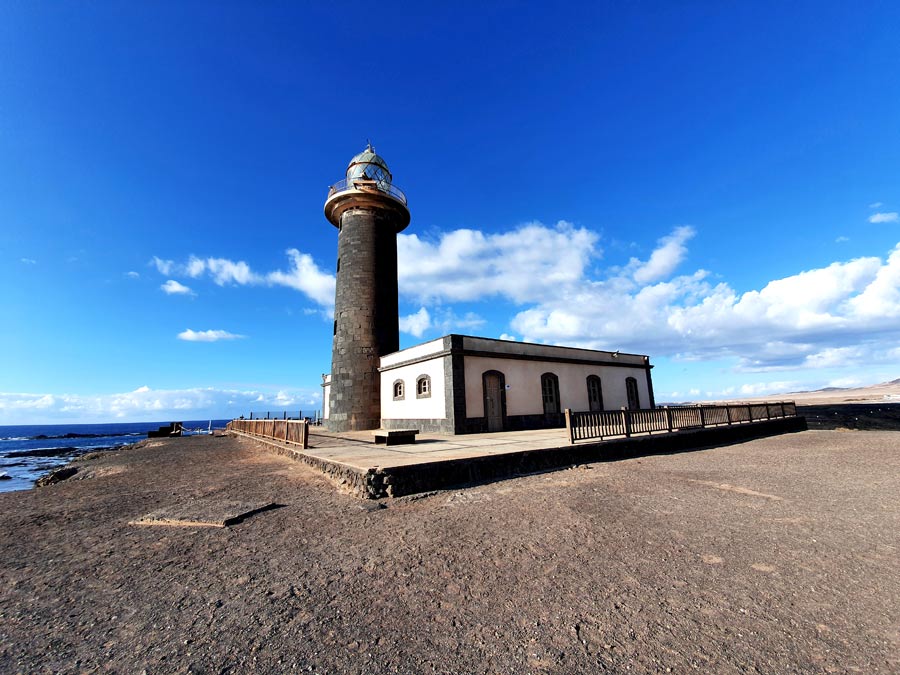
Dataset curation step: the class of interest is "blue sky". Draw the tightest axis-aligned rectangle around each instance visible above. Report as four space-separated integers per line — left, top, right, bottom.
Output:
2 2 900 423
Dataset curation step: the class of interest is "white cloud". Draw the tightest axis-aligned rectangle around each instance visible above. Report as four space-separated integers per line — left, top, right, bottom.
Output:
0 386 322 424
506 228 900 374
20 257 37 265
205 258 260 285
152 256 174 275
152 249 335 310
126 271 140 279
399 307 431 337
498 333 517 341
161 279 194 295
835 236 849 243
628 226 695 284
267 249 336 307
847 244 900 318
869 202 883 209
738 381 801 397
397 220 598 304
869 212 899 223
186 256 206 278
177 329 245 342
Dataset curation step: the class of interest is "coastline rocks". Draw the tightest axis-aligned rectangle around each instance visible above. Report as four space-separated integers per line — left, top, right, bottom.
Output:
35 466 79 487
7 447 79 459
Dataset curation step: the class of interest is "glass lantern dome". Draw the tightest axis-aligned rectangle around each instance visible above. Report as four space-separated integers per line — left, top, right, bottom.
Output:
346 143 392 191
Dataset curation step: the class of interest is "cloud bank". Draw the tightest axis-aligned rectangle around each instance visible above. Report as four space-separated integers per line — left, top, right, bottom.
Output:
0 386 322 425
152 217 900 380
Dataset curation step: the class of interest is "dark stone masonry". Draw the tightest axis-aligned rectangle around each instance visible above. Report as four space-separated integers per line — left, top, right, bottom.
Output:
325 147 410 432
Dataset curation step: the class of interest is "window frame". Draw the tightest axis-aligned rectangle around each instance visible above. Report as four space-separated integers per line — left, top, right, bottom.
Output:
416 374 431 399
393 379 405 401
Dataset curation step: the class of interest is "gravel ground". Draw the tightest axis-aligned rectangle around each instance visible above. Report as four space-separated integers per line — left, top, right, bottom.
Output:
0 430 898 674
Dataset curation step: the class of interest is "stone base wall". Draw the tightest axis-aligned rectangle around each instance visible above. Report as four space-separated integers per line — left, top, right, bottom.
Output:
381 418 456 435
458 413 566 434
374 416 808 498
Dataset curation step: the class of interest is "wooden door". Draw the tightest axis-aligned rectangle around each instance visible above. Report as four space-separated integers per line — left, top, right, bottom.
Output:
484 372 504 432
542 373 560 415
587 376 603 411
626 377 640 410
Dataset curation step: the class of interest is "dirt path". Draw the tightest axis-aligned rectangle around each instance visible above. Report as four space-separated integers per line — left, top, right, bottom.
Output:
1 431 898 674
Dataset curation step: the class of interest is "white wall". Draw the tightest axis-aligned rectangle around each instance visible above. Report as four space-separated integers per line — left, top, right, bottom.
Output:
380 355 446 420
463 356 651 417
322 378 331 419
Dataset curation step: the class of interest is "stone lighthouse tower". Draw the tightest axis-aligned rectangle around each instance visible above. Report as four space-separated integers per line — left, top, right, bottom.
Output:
324 144 410 431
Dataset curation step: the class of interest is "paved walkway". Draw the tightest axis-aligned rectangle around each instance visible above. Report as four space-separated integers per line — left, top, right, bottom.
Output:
233 417 806 498
304 427 573 469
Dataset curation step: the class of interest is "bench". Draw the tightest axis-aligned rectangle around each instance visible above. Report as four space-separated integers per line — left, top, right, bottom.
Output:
373 429 419 446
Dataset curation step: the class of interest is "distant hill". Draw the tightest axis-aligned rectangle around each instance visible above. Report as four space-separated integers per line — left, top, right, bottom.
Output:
699 378 900 405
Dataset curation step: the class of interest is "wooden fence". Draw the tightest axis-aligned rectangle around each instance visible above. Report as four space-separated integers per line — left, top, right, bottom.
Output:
226 418 310 449
565 401 797 445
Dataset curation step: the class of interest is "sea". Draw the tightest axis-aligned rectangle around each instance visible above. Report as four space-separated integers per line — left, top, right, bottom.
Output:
0 420 231 493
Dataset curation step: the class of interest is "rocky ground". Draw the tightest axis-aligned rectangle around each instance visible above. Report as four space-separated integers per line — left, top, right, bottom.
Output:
799 403 900 431
1 429 898 674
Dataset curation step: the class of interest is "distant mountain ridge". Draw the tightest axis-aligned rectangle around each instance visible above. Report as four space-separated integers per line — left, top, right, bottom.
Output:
704 378 900 405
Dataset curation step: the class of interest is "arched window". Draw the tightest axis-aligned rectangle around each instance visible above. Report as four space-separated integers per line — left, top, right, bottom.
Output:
626 377 640 410
416 374 431 398
393 379 405 401
541 372 560 415
587 375 603 411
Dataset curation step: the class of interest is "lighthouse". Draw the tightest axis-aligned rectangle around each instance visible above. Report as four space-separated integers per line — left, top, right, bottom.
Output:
324 144 410 432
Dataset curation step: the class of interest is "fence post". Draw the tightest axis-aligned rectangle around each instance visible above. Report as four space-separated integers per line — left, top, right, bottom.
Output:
565 409 574 445
699 405 706 428
666 406 673 432
747 404 752 422
726 405 732 425
302 420 309 449
621 409 631 437
779 401 785 418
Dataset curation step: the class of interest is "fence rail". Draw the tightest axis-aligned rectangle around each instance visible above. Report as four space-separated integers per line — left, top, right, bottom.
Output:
327 177 408 205
245 410 321 422
226 418 310 449
565 401 797 445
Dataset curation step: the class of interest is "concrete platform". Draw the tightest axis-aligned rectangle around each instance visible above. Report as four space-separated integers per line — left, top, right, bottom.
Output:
230 416 807 498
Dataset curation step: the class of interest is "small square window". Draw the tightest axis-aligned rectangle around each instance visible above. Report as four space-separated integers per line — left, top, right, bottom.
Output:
416 375 431 398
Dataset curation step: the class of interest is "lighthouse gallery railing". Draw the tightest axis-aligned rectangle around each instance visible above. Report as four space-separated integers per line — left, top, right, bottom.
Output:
327 177 407 205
